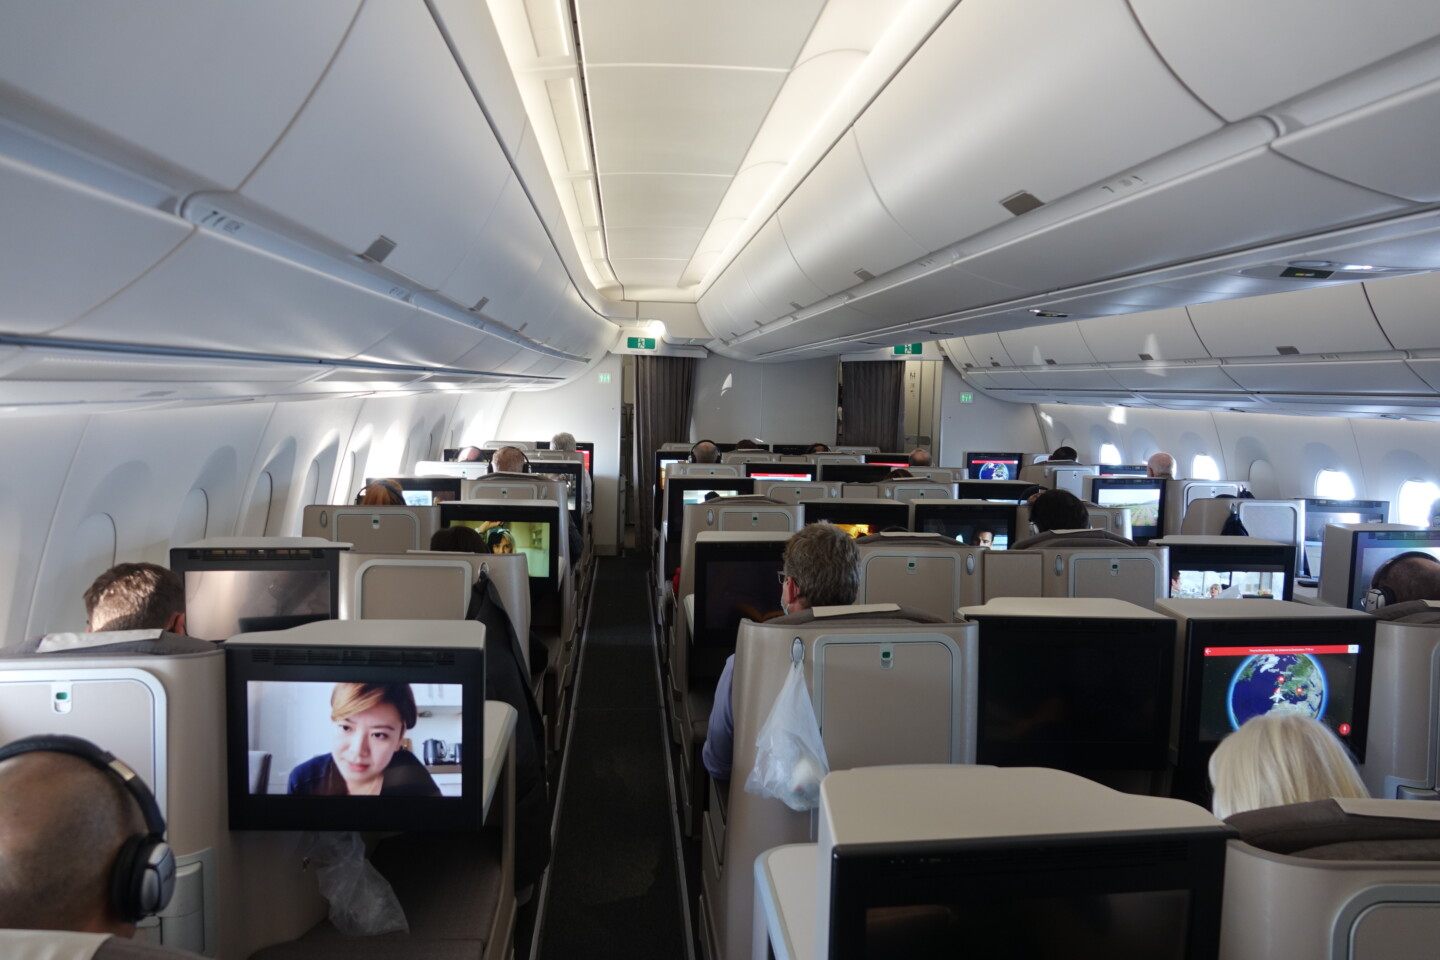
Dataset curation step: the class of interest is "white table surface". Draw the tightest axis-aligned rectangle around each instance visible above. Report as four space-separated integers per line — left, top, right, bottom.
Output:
755 843 817 960
482 700 517 818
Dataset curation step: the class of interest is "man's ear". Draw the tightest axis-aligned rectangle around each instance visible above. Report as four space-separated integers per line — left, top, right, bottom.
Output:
166 612 186 636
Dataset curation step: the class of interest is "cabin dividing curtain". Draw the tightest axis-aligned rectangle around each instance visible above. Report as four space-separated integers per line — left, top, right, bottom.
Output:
635 355 697 552
840 361 904 451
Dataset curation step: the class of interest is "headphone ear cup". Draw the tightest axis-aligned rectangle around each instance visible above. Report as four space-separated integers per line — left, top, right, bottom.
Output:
111 833 175 922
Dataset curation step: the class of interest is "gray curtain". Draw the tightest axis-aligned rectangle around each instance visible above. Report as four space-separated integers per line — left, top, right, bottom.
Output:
840 361 904 451
635 355 697 552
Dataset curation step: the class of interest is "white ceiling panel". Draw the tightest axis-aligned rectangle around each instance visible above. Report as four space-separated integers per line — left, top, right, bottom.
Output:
599 173 731 229
575 0 824 68
744 49 868 165
586 66 787 176
613 260 687 289
1366 271 1440 350
605 227 707 261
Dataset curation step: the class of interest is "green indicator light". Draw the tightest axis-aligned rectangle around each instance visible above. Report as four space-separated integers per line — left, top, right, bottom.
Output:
55 692 69 700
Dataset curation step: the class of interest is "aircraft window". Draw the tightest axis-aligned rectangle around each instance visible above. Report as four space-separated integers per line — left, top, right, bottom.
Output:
1315 469 1356 500
1191 455 1220 481
1098 443 1122 465
1398 480 1440 526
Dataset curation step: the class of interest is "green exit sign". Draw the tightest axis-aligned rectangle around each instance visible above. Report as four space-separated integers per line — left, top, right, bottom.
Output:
960 393 974 403
597 372 612 383
626 336 657 350
892 342 923 355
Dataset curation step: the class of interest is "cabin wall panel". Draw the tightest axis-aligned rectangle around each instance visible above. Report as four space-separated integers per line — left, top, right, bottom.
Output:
1348 419 1440 512
691 357 838 448
1211 412 1364 500
0 1 359 188
494 354 624 554
936 363 1044 466
1036 404 1228 478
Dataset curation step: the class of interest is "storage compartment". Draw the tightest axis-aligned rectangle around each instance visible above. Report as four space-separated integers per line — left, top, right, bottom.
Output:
853 0 1222 253
349 306 483 370
438 177 546 320
849 264 1027 329
961 333 1020 369
1014 366 1128 391
1365 271 1440 350
748 305 878 356
776 132 927 295
1223 358 1430 395
1187 283 1387 358
999 322 1098 367
735 217 828 320
1105 360 1247 392
1075 307 1209 363
241 1 513 290
0 1 357 188
1128 0 1440 121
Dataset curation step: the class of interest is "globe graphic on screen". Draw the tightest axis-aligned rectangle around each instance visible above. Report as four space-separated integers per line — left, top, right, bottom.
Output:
977 461 1010 480
1226 653 1327 730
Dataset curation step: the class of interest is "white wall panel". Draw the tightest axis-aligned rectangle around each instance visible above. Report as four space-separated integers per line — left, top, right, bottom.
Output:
1212 411 1364 499
691 356 837 447
495 353 623 553
936 363 1044 464
0 1 358 189
1366 270 1440 350
855 0 1222 253
0 157 192 334
242 1 511 289
1349 419 1440 509
777 133 926 294
1128 0 1440 122
1187 283 1388 358
1076 308 1209 363
57 231 411 357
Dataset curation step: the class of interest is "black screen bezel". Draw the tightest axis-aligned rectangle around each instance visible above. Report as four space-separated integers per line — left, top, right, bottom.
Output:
912 502 1018 548
529 459 584 513
691 538 788 653
224 644 485 832
819 463 892 483
1090 476 1168 544
1166 542 1296 602
963 451 1024 481
169 546 343 641
953 480 1038 502
800 500 911 535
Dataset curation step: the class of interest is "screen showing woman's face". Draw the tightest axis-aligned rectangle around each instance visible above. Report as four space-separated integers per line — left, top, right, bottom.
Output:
493 533 515 554
332 701 404 795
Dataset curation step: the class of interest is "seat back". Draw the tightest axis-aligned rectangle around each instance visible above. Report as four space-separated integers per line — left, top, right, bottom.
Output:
753 479 839 503
879 480 958 502
983 545 1169 608
1364 618 1440 799
482 439 535 449
1221 798 1440 960
1086 504 1134 539
811 453 863 464
709 613 978 960
906 467 959 484
678 531 792 682
840 482 881 499
856 533 979 619
461 477 543 501
303 504 438 553
720 451 773 464
338 551 483 620
471 552 533 673
1164 480 1244 535
667 462 743 480
677 499 801 600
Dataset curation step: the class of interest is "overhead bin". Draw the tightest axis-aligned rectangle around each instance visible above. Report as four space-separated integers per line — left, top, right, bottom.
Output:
430 0 529 153
998 323 1099 367
1366 271 1440 348
851 0 1223 254
1009 366 1128 391
1104 360 1247 393
54 231 412 358
734 218 828 322
1403 358 1440 393
714 270 769 341
749 305 879 355
1074 308 1209 364
241 1 513 291
0 1 357 190
0 155 191 335
1222 358 1431 395
776 132 927 295
960 333 1020 370
438 177 547 322
848 264 1026 329
1186 284 1388 358
1127 0 1440 122
349 306 484 370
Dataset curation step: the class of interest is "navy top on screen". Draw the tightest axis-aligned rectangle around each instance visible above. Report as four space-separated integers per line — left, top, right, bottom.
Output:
287 749 441 797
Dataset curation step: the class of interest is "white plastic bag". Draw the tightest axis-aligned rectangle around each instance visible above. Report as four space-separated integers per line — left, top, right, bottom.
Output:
744 659 830 811
303 831 409 936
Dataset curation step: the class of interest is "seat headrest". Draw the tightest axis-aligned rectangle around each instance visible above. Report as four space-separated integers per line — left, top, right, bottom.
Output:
1229 798 1440 860
768 604 948 625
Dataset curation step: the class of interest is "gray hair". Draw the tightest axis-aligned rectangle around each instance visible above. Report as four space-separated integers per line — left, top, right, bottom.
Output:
785 523 860 608
552 432 576 453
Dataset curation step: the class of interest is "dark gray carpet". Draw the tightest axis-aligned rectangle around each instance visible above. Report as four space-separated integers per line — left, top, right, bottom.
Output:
536 554 687 959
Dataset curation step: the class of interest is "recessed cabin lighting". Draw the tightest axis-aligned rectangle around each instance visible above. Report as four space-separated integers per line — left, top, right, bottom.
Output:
1029 309 1068 318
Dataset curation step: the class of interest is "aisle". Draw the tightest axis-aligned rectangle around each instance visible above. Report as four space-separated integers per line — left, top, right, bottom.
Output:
535 553 689 959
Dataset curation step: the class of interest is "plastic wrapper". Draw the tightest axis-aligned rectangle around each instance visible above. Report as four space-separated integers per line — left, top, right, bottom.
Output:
303 831 408 936
744 660 830 811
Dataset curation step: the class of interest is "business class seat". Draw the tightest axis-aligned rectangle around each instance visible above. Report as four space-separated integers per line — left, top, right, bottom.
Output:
904 466 959 484
1221 798 1440 960
855 532 980 619
1362 616 1440 800
877 479 958 503
982 542 1169 608
700 606 977 960
303 504 438 553
752 479 839 503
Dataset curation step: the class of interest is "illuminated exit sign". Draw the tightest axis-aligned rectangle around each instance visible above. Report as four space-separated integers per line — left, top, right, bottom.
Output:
960 393 974 403
893 343 923 355
626 336 657 350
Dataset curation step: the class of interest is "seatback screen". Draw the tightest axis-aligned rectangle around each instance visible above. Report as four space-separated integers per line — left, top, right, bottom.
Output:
185 570 332 640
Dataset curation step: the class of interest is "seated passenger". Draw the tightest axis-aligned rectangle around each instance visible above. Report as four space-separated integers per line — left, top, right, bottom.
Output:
907 447 931 467
1147 451 1177 480
429 525 489 553
287 683 440 797
456 445 483 462
702 523 860 782
0 736 191 956
1011 489 1135 549
490 445 530 475
356 479 405 505
551 431 576 453
1367 551 1440 620
1048 445 1079 463
735 438 766 451
83 563 186 635
1209 714 1368 819
807 442 830 453
885 468 914 481
489 446 585 560
690 440 720 464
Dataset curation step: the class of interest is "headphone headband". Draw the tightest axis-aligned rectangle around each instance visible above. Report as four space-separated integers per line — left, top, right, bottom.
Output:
1364 550 1440 611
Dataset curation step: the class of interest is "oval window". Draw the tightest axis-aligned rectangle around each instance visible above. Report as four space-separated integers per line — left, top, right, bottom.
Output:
1191 455 1220 481
1098 443 1122 466
1398 480 1440 526
1315 469 1355 500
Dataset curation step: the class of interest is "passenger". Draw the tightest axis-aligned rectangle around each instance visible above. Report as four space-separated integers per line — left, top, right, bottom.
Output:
1209 714 1368 819
456 446 483 462
907 448 931 467
429 526 489 553
690 440 720 463
1048 445 1079 463
356 479 405 505
490 445 530 474
1366 551 1440 612
735 438 766 450
83 563 186 634
885 468 914 480
0 737 185 952
975 530 995 548
287 683 441 797
551 431 577 453
1012 489 1135 549
487 528 517 554
1147 451 1177 479
702 523 859 782
807 443 830 453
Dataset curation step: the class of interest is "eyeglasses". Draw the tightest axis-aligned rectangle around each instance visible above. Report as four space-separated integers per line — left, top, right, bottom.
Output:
775 572 790 586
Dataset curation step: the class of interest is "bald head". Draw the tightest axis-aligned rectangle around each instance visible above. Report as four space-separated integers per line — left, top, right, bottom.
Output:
492 445 529 474
0 751 144 934
1147 452 1177 479
691 441 719 464
907 448 931 467
1374 554 1440 605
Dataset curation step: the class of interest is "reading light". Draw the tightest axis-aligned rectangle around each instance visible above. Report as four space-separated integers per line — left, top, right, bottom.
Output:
1029 309 1068 318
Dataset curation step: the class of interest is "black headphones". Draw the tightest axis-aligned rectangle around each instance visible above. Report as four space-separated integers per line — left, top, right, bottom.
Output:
0 734 176 922
688 439 716 463
1364 551 1440 611
486 447 531 474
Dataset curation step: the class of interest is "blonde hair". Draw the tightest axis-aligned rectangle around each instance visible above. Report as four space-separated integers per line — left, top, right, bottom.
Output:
1209 714 1367 819
329 682 418 729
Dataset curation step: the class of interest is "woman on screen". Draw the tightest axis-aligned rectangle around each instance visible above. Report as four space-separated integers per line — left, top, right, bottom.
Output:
287 683 441 797
487 528 516 554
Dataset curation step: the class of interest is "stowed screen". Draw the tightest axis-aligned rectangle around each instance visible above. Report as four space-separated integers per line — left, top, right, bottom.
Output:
185 569 331 640
246 681 462 798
